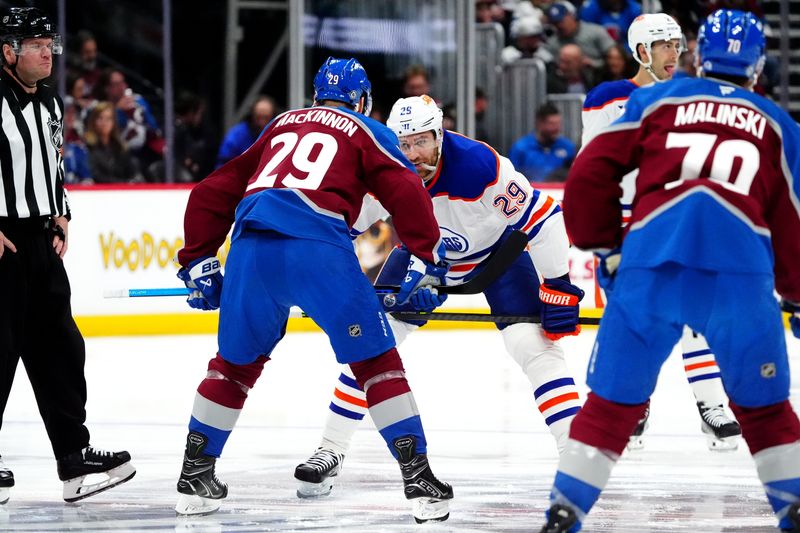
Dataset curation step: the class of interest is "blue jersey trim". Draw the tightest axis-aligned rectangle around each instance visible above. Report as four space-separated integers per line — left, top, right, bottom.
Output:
583 79 637 110
428 131 499 200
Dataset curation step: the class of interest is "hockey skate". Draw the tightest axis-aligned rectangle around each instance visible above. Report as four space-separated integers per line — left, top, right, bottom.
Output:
698 402 741 451
627 406 650 451
783 502 800 532
294 447 344 498
57 446 135 502
0 455 13 504
393 436 453 524
539 504 578 532
175 431 228 516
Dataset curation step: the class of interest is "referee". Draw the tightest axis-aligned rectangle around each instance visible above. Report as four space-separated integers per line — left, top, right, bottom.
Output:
0 7 134 504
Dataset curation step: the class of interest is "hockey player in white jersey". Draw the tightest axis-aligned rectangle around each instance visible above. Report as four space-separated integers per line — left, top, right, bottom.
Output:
294 95 585 498
581 13 741 451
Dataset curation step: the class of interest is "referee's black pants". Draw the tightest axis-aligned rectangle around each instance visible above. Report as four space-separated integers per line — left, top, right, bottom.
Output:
0 217 90 459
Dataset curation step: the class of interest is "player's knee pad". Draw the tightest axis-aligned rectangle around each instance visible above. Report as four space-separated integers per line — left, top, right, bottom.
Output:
349 347 406 392
730 400 800 454
201 353 270 398
570 392 648 456
501 323 566 376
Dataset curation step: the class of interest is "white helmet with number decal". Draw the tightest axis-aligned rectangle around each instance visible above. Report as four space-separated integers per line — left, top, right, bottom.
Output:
386 95 444 141
627 13 683 81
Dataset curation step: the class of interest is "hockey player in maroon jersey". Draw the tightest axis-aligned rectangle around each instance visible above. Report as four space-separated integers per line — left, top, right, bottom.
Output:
172 57 453 523
582 12 741 452
541 10 800 533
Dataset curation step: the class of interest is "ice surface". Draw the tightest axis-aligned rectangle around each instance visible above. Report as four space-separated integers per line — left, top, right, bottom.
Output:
1 328 798 531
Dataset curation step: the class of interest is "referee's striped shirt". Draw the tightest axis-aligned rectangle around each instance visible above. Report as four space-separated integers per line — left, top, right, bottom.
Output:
0 69 69 219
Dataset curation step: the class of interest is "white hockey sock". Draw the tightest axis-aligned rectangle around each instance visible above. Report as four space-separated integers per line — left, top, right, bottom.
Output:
680 327 727 406
501 323 580 453
319 319 418 455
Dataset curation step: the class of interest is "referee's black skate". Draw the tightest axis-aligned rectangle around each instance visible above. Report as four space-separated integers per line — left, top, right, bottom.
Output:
175 431 227 516
393 436 453 523
698 402 741 451
294 447 344 498
57 446 135 502
540 504 578 532
0 455 14 504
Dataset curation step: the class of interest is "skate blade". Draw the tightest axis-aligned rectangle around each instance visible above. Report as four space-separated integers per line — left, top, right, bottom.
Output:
63 462 136 502
175 493 223 516
706 434 739 452
412 497 450 523
0 487 9 505
296 479 334 499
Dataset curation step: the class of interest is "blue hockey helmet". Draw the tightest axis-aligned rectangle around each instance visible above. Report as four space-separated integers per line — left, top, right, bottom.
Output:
313 57 372 115
697 9 765 80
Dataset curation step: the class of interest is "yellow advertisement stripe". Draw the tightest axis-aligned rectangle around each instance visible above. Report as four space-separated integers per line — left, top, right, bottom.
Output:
74 307 789 338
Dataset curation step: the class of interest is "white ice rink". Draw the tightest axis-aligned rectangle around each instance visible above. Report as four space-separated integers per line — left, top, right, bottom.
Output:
2 327 799 532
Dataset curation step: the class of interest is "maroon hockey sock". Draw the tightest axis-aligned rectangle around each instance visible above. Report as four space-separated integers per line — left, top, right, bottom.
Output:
197 353 270 409
569 392 649 456
730 400 800 454
349 348 410 404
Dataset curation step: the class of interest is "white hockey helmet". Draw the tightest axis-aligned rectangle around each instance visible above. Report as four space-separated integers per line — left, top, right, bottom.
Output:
386 95 444 141
627 13 683 76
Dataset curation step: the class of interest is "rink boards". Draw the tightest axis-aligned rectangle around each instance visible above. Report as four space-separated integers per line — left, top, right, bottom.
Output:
63 184 602 337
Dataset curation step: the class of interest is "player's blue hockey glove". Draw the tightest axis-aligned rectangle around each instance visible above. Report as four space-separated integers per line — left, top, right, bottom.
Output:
177 256 224 311
540 277 585 341
409 287 448 313
781 299 800 339
595 248 621 295
394 254 449 308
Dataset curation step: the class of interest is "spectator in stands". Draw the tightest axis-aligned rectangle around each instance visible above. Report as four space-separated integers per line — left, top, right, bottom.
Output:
512 0 546 23
93 68 164 177
579 0 642 42
63 73 93 138
475 88 490 142
402 65 431 97
509 102 575 183
546 44 596 94
501 15 554 65
476 0 507 24
63 103 92 185
84 102 142 184
598 42 637 82
149 91 214 183
173 92 213 182
544 1 615 69
70 30 102 97
215 95 276 168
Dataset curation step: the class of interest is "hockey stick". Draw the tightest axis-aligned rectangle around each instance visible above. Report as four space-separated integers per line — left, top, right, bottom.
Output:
389 311 601 325
375 229 529 297
104 288 191 298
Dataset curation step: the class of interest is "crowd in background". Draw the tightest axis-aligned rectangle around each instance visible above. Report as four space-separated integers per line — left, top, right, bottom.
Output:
61 0 776 186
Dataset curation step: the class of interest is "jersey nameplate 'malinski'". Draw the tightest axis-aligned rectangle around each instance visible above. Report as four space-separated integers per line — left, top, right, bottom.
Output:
674 102 767 140
274 109 358 137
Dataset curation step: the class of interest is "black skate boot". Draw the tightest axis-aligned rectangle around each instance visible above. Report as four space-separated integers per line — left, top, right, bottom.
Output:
698 402 741 451
294 447 344 498
56 446 135 502
393 436 453 524
540 504 578 533
0 455 14 504
175 431 228 516
783 502 800 532
627 406 650 451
